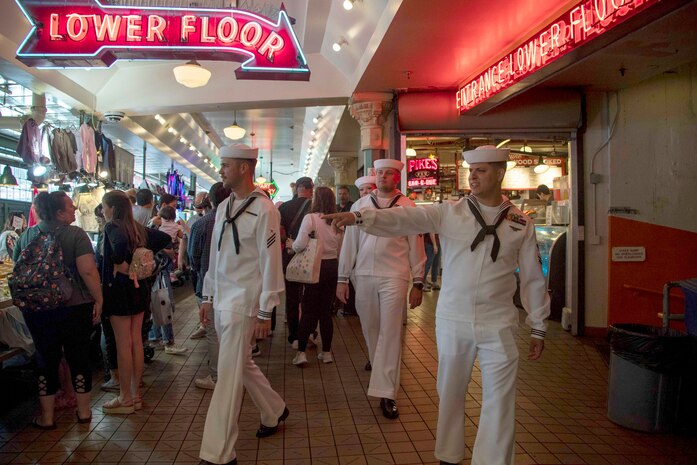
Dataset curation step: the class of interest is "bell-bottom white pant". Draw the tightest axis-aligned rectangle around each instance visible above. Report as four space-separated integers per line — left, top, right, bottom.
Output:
434 319 519 465
199 310 286 464
354 276 408 400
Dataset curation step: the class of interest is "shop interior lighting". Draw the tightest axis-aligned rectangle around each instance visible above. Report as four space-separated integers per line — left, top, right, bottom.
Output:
534 155 550 174
506 160 517 170
406 147 417 157
332 39 348 52
99 170 109 179
35 183 49 192
343 0 355 10
256 175 267 183
154 114 166 125
224 110 246 140
32 164 47 177
167 127 178 135
461 160 469 168
0 165 18 186
520 143 533 153
312 114 321 124
310 129 316 136
496 139 511 148
179 137 188 144
88 179 100 187
173 60 212 88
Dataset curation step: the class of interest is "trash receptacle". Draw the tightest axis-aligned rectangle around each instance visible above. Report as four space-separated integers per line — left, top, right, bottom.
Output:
607 324 691 433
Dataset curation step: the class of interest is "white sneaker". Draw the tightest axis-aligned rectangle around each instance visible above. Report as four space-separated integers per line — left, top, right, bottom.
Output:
291 340 298 350
292 352 308 366
190 325 206 339
195 375 216 390
317 352 333 364
164 344 188 355
148 340 165 350
100 378 120 392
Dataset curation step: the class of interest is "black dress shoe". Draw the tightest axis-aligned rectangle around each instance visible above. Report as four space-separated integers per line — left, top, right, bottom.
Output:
197 459 237 465
364 361 372 371
380 398 399 419
439 461 458 465
256 406 290 438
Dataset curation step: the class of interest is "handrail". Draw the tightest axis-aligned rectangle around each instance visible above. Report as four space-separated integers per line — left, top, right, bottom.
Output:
622 284 685 300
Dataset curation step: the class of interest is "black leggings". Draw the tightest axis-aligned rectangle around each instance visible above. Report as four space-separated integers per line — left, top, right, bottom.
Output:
298 259 338 352
23 303 94 396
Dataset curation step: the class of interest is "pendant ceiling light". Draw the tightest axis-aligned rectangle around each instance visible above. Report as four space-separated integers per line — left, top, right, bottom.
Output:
224 110 246 140
506 160 517 170
255 175 267 184
406 147 417 157
534 155 550 174
173 60 211 88
0 166 18 186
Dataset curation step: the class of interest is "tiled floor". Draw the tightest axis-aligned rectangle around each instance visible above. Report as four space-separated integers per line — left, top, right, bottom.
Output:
2 286 697 465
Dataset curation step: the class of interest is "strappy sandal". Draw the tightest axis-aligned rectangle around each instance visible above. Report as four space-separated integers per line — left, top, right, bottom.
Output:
101 397 135 415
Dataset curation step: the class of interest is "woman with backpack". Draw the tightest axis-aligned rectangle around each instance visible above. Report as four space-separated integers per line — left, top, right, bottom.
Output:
12 191 103 428
98 190 170 414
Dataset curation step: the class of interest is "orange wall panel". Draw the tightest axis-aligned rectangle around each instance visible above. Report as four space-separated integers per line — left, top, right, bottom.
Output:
608 216 697 329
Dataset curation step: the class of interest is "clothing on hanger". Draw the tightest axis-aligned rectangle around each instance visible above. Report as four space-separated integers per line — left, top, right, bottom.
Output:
80 123 98 174
16 118 41 165
51 128 78 173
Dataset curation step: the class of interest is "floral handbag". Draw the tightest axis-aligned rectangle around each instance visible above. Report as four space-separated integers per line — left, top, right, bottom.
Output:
286 214 323 284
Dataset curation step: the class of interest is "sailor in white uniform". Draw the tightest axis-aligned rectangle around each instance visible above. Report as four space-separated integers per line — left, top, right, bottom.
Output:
327 146 550 465
337 159 426 419
355 175 377 197
198 144 288 465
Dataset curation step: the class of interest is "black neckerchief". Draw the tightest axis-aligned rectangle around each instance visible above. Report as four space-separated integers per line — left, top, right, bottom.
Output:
218 195 258 253
467 196 513 262
369 192 402 209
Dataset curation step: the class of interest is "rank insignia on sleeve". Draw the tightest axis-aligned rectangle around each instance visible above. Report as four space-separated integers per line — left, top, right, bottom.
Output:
267 231 277 248
506 213 527 226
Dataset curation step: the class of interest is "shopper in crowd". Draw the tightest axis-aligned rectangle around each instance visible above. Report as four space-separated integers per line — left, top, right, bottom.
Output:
98 190 171 414
291 187 342 366
198 144 288 465
336 185 353 213
183 192 211 340
278 176 313 348
125 188 137 206
149 193 177 228
13 191 103 427
325 145 550 465
336 161 425 419
188 182 230 389
423 233 441 291
0 211 26 262
157 206 183 245
133 189 154 226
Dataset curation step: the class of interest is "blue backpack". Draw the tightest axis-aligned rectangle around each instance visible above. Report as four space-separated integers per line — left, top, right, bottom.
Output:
8 226 74 312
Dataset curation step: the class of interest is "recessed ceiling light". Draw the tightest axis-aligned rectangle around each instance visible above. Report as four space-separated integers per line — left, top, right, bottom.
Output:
343 0 354 10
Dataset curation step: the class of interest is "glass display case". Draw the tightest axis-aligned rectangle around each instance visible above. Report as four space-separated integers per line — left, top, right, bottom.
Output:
535 226 567 278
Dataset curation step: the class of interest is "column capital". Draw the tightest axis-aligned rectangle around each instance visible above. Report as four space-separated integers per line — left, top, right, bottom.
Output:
327 155 352 187
349 92 393 151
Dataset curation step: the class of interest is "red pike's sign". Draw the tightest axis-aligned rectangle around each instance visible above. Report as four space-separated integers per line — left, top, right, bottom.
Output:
14 0 310 81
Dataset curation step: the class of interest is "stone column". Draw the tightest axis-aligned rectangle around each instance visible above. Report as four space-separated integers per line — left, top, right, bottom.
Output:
349 92 393 175
327 156 350 188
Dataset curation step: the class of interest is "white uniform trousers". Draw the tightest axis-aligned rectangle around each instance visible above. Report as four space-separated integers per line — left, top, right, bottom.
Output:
199 310 286 464
434 319 519 465
354 276 408 400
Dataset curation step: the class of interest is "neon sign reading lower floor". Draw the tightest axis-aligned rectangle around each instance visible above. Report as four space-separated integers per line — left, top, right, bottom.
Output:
456 0 657 112
14 0 310 80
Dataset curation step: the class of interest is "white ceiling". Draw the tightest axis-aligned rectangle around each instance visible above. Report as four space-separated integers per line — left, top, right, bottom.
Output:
1 0 694 202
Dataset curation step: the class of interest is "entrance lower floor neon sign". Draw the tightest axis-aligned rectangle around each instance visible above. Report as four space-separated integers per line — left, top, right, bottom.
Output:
14 0 310 81
456 0 658 113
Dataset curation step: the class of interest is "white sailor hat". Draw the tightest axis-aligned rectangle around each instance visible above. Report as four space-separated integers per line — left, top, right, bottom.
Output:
373 159 404 172
462 145 509 164
220 143 258 159
354 175 376 189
